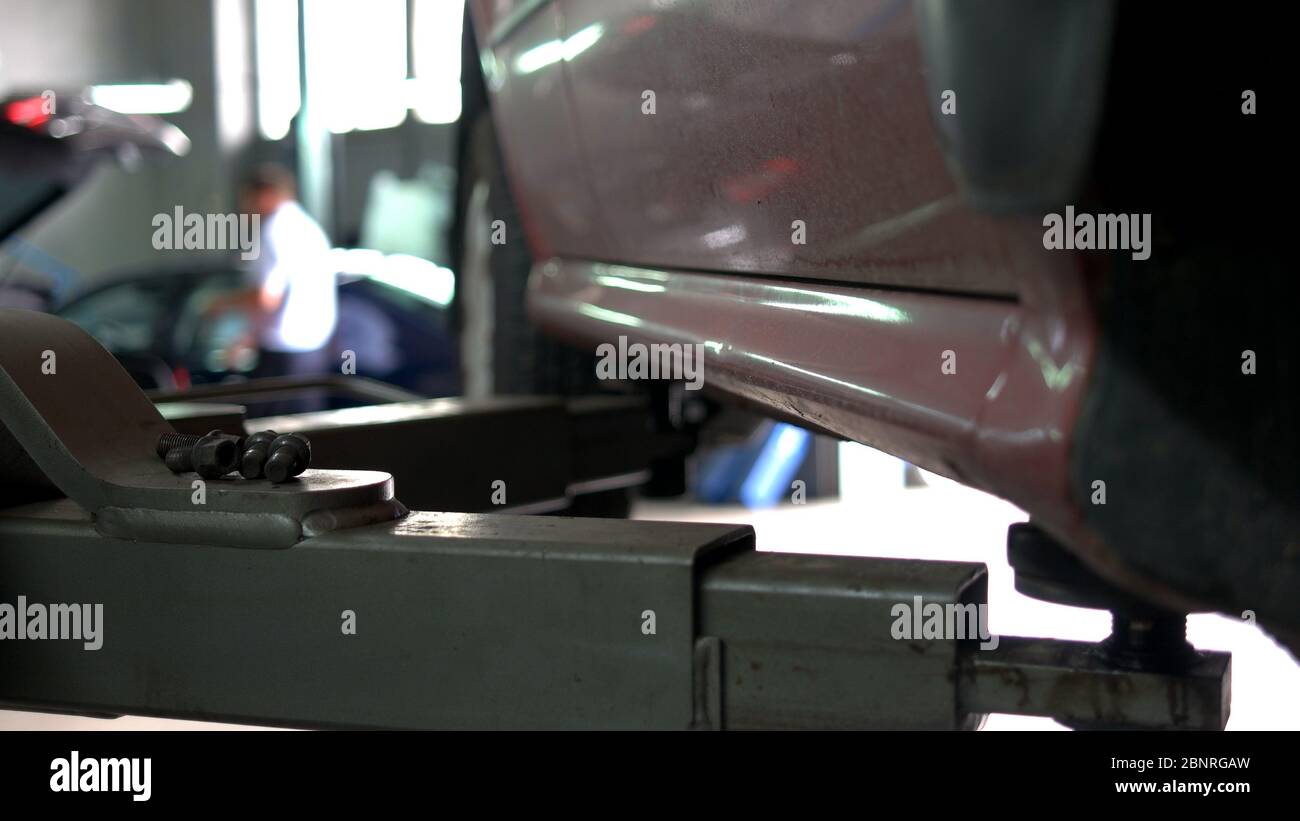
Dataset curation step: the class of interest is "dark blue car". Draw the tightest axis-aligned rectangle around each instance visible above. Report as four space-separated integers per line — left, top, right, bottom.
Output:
56 256 459 403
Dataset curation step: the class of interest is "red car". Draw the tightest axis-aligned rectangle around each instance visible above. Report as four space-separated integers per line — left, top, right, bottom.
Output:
455 2 1297 654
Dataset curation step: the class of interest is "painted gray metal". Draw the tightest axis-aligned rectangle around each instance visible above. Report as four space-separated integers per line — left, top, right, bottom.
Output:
0 309 403 548
0 502 750 729
0 499 1228 729
701 551 988 730
0 310 1230 729
252 394 680 514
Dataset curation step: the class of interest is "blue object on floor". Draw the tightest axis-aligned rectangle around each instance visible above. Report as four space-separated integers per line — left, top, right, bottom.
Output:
695 420 812 508
739 423 811 508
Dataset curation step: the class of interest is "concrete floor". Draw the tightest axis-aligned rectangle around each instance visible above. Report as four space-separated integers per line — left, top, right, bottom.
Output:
3 442 1295 730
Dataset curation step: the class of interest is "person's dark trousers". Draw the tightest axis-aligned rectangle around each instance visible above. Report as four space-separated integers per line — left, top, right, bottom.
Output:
251 347 334 416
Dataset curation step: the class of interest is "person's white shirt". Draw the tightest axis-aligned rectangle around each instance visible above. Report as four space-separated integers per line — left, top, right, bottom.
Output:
253 201 335 352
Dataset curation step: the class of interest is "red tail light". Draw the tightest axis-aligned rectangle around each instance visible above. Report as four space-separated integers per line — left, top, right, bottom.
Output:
4 95 53 129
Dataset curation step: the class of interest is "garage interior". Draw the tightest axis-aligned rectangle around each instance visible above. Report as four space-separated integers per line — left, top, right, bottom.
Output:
0 0 1294 733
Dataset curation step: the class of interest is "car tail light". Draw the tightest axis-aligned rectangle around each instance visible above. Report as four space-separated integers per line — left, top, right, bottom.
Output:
4 95 53 129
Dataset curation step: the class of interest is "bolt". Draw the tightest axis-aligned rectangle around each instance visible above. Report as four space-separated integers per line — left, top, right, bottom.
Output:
156 432 201 458
1099 612 1197 672
192 430 243 479
264 433 311 483
163 445 193 473
239 430 279 479
159 429 243 478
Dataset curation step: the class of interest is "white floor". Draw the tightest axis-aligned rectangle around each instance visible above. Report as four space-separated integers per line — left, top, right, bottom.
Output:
0 713 275 731
3 441 1294 731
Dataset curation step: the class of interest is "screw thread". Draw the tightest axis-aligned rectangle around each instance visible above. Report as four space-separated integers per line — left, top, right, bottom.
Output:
156 433 201 458
1103 612 1196 671
163 446 193 473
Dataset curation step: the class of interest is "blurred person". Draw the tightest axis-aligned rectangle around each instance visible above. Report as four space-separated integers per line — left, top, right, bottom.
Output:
238 163 336 384
201 164 335 414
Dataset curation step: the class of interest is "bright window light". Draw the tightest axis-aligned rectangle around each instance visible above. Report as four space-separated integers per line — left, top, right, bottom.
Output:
254 0 300 140
305 0 408 133
255 0 465 138
411 0 464 124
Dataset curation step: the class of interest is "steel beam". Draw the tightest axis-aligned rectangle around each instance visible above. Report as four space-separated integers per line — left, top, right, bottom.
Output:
0 500 1230 729
700 551 987 729
959 636 1230 731
0 503 749 729
250 394 687 514
0 309 1232 730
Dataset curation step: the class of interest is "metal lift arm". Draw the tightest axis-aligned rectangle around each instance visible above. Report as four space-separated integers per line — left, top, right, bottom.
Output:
0 309 1228 729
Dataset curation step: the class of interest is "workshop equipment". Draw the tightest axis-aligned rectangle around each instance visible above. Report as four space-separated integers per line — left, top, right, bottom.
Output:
0 308 1231 729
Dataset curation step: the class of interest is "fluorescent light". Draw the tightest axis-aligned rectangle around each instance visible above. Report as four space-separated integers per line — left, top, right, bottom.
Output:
89 80 193 114
254 0 300 140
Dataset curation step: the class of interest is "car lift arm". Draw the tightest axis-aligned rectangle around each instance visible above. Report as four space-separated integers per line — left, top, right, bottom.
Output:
0 309 1228 729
